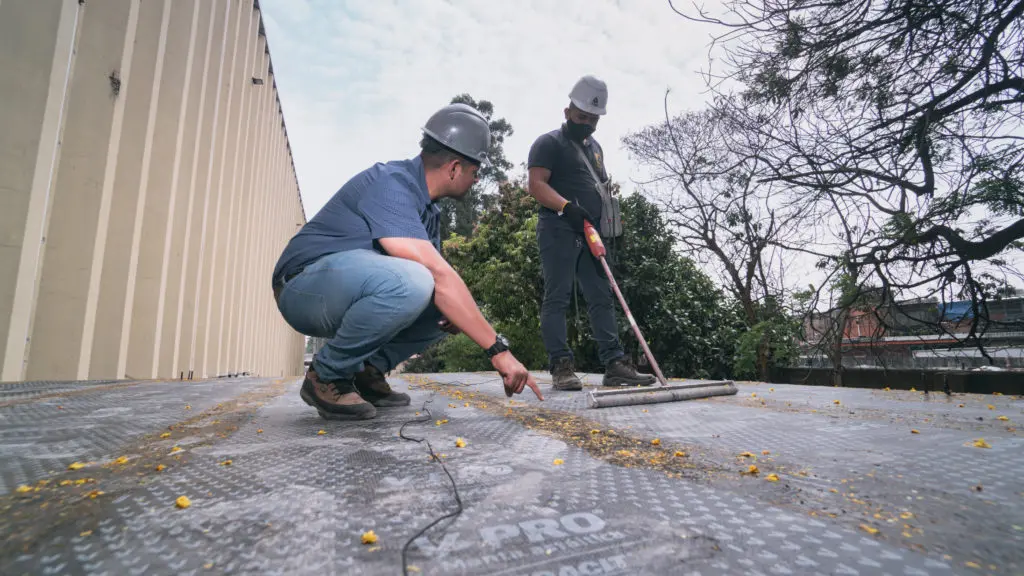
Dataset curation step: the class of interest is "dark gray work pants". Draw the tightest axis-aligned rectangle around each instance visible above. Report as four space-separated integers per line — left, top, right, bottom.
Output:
537 218 624 368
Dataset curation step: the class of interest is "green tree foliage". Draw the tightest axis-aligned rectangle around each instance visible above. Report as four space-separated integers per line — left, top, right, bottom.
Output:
437 94 515 240
669 0 1024 340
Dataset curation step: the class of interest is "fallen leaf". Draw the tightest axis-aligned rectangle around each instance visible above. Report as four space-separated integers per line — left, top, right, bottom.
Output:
738 452 756 458
220 460 232 466
972 438 991 448
742 465 759 475
60 480 72 486
176 496 191 509
900 511 914 519
997 416 1009 421
651 439 661 446
185 405 191 410
464 403 470 407
317 430 326 435
911 429 920 434
987 404 995 410
766 473 780 482
902 531 913 538
833 400 840 405
674 451 686 457
15 485 31 493
361 530 378 545
68 462 86 470
87 490 104 499
910 387 916 392
762 450 771 455
830 488 839 494
769 387 775 392
590 429 600 434
204 563 214 569
751 393 757 398
884 387 891 391
455 438 466 448
80 530 93 537
160 432 171 439
958 404 965 408
257 429 263 434
114 456 129 465
965 561 980 568
170 446 182 453
155 464 166 472
553 459 564 466
859 524 879 535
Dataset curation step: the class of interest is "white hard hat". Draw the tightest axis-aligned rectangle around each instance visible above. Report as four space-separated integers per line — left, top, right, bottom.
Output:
568 75 608 115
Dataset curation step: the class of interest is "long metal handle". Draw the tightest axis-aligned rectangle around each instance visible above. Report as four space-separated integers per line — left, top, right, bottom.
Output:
596 254 669 387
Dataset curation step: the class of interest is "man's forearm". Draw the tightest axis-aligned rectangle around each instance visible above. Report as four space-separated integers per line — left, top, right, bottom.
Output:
529 179 570 212
432 267 497 349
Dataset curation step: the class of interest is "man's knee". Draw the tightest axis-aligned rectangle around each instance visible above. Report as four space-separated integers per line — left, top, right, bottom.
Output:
388 258 436 313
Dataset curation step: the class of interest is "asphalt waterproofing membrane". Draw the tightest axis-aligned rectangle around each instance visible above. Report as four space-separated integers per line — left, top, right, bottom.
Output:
1 373 1021 575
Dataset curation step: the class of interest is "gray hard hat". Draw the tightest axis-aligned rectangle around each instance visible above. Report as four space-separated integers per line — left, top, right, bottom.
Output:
421 103 491 166
568 75 608 115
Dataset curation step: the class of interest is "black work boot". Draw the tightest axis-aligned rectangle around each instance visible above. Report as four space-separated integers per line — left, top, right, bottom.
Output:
602 356 656 387
551 357 583 391
353 364 411 407
299 368 377 420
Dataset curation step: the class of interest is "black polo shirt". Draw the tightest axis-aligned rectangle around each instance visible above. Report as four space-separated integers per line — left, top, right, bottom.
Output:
527 124 609 231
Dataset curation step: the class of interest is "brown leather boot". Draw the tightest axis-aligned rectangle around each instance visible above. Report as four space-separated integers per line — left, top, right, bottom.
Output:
601 356 656 387
299 368 376 420
551 357 583 391
353 364 411 407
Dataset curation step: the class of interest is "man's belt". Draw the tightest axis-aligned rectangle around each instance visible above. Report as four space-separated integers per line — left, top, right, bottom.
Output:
272 268 303 303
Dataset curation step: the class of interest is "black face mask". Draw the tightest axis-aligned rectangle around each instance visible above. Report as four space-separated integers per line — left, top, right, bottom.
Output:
565 119 595 142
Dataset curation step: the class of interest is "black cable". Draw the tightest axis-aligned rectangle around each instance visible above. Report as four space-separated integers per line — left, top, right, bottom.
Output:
399 397 464 576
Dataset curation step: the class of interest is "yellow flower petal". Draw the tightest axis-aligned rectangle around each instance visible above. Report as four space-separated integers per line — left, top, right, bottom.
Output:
175 495 191 509
361 530 378 545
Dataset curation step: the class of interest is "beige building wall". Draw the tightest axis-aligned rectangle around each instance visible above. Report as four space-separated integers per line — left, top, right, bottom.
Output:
0 0 306 382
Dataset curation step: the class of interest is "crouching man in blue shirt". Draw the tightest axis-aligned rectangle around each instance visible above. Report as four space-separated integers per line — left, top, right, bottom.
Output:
272 103 543 420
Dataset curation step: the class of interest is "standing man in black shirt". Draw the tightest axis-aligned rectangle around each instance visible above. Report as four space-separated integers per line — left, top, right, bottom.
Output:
527 75 656 391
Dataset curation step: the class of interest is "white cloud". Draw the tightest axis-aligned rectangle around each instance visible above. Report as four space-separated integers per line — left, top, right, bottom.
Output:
259 0 725 218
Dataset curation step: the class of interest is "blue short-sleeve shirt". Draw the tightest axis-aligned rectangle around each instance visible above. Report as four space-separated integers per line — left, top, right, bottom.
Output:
272 156 441 287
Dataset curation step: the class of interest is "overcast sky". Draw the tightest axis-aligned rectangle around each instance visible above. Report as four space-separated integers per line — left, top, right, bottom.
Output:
259 0 724 218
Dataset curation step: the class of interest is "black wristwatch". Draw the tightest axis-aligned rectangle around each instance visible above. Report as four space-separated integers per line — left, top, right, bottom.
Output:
485 333 510 359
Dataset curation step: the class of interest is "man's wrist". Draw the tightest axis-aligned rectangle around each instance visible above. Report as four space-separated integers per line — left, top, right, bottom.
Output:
485 333 510 358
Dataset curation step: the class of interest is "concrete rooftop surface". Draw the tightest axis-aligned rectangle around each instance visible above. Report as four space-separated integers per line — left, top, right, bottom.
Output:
1 374 1022 575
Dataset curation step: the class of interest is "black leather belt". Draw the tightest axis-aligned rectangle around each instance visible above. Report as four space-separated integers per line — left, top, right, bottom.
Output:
272 268 303 303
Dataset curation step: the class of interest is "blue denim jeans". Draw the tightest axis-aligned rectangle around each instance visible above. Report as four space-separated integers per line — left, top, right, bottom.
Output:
275 249 446 382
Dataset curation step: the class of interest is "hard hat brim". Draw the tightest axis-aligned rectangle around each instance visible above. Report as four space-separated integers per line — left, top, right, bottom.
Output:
421 126 491 167
570 98 606 116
